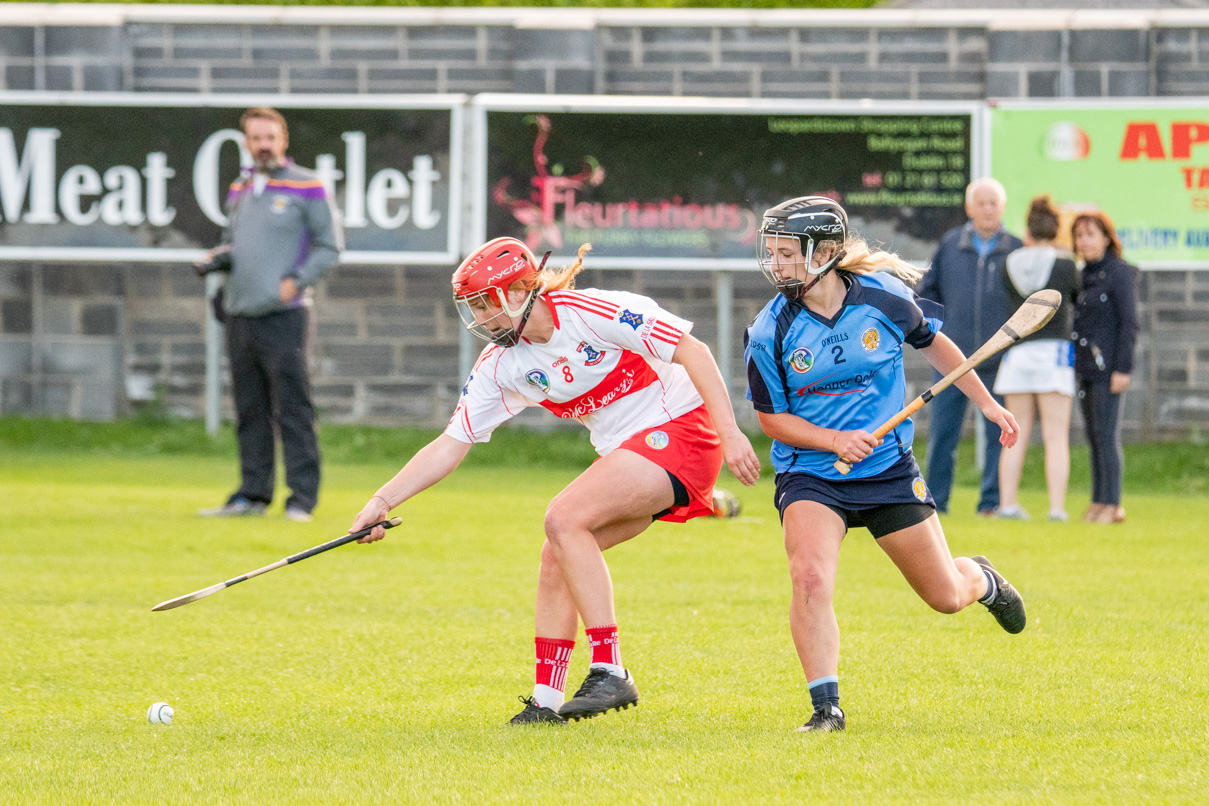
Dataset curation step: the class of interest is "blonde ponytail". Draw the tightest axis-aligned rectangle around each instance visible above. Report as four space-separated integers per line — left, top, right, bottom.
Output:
838 238 924 285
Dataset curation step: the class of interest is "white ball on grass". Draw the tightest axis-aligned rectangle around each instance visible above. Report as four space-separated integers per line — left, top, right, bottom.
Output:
147 702 174 725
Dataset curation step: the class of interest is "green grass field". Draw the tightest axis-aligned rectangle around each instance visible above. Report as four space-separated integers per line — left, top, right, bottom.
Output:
2 419 1206 803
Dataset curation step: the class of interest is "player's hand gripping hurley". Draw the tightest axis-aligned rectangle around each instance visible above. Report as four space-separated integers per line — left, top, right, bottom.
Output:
152 517 402 611
833 289 1062 475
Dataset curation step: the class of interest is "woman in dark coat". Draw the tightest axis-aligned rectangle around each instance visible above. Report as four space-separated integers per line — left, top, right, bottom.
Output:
1071 212 1140 524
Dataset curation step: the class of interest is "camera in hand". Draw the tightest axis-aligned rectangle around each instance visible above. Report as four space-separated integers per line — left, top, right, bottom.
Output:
194 250 233 277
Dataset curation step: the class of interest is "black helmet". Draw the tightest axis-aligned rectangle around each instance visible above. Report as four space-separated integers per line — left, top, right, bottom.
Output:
757 196 848 298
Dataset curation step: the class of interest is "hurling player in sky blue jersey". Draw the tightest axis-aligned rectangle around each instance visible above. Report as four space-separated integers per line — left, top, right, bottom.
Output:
744 196 1028 733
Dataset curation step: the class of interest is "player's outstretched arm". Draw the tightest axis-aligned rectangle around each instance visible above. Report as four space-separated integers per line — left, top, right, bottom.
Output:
919 333 1019 449
673 334 761 485
352 434 474 542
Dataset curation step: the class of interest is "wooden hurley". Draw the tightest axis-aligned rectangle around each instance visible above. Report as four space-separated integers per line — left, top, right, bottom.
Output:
152 517 403 611
833 289 1062 475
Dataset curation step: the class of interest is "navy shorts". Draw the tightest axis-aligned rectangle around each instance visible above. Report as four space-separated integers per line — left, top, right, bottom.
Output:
774 453 936 539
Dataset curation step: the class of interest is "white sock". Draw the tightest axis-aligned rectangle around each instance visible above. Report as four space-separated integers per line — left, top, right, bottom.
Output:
980 569 998 604
532 684 564 710
589 661 626 679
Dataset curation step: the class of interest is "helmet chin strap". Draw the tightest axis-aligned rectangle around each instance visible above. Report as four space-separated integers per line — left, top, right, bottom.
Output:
504 250 552 345
789 249 846 300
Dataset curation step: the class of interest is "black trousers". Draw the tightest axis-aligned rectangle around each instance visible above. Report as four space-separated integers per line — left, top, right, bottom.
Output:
1077 379 1123 506
225 308 320 512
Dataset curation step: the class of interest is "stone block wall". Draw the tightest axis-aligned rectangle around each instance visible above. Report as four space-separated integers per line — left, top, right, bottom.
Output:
2 6 1208 436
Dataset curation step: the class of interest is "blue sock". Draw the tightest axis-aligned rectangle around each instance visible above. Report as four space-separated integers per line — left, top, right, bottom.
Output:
808 676 839 708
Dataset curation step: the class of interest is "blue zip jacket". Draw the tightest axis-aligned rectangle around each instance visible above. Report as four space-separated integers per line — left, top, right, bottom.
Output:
915 222 1022 372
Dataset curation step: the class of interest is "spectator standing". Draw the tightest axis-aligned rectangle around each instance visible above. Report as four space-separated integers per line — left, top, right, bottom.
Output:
916 178 1023 515
993 196 1080 522
1071 213 1139 525
198 107 344 522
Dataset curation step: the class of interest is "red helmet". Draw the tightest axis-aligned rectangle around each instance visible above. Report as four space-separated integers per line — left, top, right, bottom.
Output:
452 237 538 306
452 237 545 347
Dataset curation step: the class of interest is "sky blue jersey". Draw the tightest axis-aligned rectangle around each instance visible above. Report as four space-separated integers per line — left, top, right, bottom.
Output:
744 271 944 480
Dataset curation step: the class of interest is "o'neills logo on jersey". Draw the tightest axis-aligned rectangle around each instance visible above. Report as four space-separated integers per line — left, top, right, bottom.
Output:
789 347 814 373
493 114 758 251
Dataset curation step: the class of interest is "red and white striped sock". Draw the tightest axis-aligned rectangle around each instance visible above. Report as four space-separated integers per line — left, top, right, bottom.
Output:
585 624 625 678
532 637 575 710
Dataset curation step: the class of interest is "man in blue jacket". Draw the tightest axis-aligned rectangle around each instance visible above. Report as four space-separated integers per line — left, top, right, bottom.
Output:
916 178 1022 516
198 107 344 522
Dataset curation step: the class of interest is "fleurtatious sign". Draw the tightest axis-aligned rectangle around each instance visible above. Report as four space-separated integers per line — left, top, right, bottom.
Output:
482 103 974 267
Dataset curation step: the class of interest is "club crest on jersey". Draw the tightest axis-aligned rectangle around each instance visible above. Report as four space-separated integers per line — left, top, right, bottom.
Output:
525 369 550 394
577 341 606 366
789 347 815 373
271 195 289 213
912 477 928 502
645 431 669 450
619 309 644 330
862 327 881 352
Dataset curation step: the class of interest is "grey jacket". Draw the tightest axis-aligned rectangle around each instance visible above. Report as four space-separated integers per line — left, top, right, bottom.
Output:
220 160 344 317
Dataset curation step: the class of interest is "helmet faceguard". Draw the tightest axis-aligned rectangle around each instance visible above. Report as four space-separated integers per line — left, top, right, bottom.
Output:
757 196 849 299
452 237 549 347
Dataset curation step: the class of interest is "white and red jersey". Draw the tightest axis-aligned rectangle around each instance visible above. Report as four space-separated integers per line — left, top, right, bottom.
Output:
444 288 705 455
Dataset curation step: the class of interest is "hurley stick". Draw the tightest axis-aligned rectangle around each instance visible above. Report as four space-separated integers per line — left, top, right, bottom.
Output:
152 517 403 611
834 289 1061 475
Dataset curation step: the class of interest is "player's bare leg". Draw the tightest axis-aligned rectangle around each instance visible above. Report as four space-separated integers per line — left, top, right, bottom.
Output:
543 449 675 627
514 520 652 725
878 515 1026 633
782 501 846 731
535 516 656 642
539 448 677 720
1037 391 1072 520
997 392 1035 519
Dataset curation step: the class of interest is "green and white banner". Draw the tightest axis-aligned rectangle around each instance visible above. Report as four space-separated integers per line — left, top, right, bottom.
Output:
991 102 1209 268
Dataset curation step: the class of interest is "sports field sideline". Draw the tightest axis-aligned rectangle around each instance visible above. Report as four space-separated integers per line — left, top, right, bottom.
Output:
2 419 1206 803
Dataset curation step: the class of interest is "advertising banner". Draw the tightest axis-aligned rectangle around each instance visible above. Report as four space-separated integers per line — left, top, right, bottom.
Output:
0 94 462 263
480 100 976 267
991 102 1209 268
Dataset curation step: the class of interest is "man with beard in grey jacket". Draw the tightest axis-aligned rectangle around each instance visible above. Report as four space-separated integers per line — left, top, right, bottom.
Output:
198 107 343 522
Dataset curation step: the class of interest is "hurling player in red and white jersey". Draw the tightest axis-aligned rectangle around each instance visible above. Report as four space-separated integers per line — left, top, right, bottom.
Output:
348 237 761 725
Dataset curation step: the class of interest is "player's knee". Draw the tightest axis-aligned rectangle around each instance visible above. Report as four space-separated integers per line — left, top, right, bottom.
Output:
543 504 579 548
788 560 833 606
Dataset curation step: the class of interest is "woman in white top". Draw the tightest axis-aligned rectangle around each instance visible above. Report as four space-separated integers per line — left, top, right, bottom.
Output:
994 196 1080 521
347 237 761 725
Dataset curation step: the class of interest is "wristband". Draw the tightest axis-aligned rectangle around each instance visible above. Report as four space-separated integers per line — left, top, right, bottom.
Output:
371 494 391 509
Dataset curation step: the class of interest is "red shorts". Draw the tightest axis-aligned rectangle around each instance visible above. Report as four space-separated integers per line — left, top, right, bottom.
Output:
616 405 723 523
